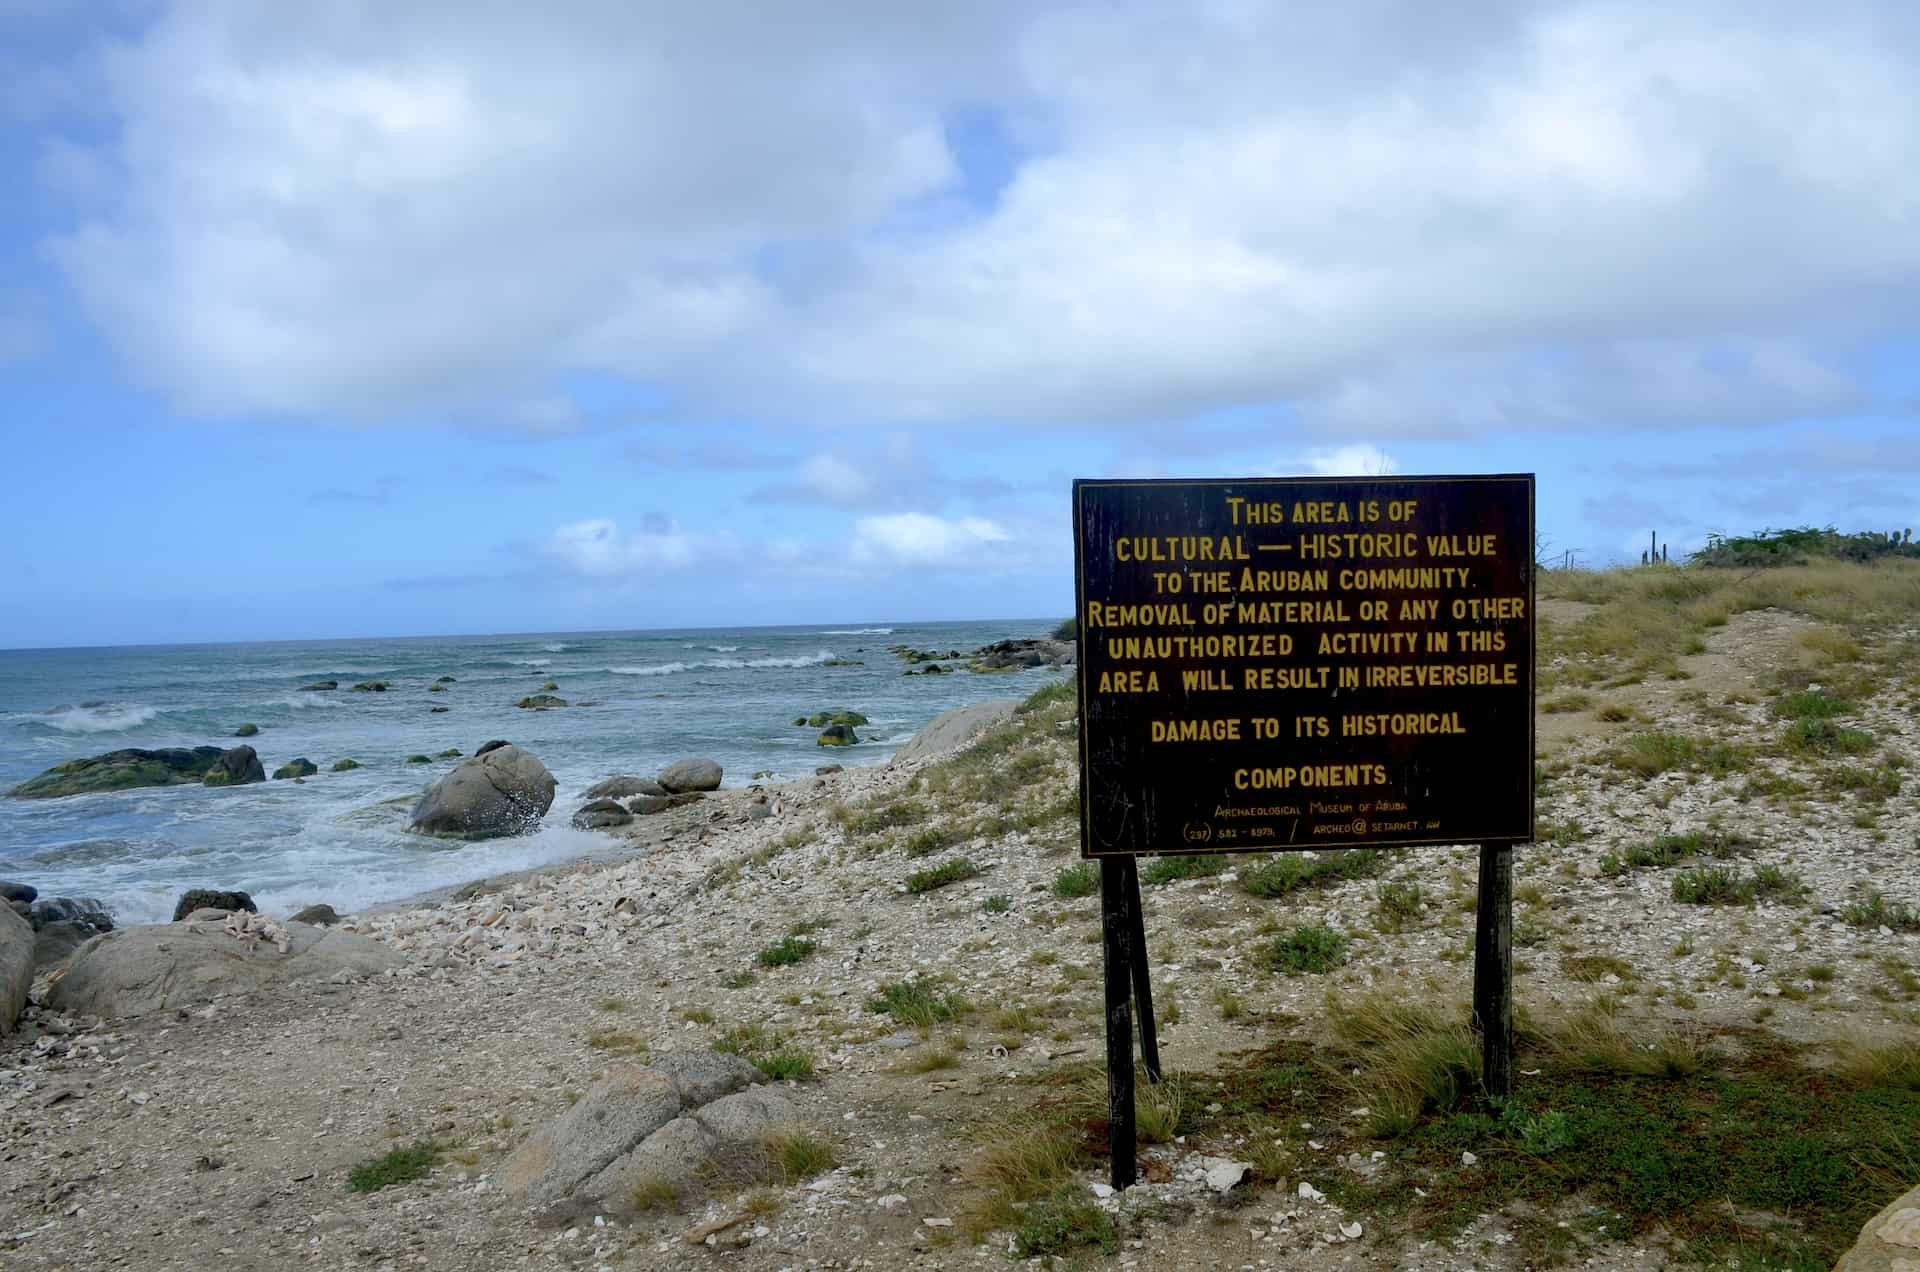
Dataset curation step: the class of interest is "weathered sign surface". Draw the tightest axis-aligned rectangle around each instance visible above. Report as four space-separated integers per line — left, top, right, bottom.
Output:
1074 475 1534 857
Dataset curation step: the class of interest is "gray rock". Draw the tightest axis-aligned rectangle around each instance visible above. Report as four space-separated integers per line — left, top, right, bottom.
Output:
499 1053 768 1213
408 744 557 840
0 907 31 1033
172 889 256 922
597 1088 800 1205
626 792 704 816
289 904 341 926
272 758 318 780
47 920 402 1018
0 881 34 905
584 775 669 801
33 920 99 971
475 739 511 756
298 680 337 691
815 765 843 776
816 723 859 747
1835 1179 1920 1269
745 804 773 821
657 757 722 793
28 897 113 934
6 899 26 919
889 699 1020 766
203 745 266 787
572 798 632 830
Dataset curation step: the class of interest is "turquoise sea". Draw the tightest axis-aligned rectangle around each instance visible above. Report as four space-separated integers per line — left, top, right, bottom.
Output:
0 620 1066 924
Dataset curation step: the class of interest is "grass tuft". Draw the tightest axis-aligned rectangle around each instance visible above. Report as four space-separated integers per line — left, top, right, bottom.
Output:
347 1141 441 1193
1265 924 1348 974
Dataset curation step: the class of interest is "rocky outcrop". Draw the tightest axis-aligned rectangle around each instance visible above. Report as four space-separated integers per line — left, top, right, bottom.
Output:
28 896 113 933
331 758 361 771
32 921 97 973
171 889 256 922
0 907 31 1033
584 776 669 801
816 724 859 747
476 739 510 756
1835 1181 1920 1269
889 699 1020 766
351 681 389 692
1 881 34 906
289 904 341 927
47 917 402 1018
627 793 704 816
233 722 259 737
272 758 318 780
499 1052 798 1215
202 745 266 787
8 746 225 798
657 757 722 793
801 709 868 728
517 694 566 709
408 744 557 840
572 798 633 830
298 680 337 691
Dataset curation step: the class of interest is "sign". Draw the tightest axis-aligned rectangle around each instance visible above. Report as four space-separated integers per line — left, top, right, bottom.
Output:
1073 474 1534 857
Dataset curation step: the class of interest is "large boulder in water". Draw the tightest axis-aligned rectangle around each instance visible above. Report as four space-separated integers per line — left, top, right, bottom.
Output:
584 775 669 801
657 757 722 793
0 907 31 1034
7 747 225 799
203 745 266 787
46 918 401 1018
408 744 557 839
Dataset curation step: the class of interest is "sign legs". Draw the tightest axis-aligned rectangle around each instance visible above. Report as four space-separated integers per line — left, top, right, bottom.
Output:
1122 857 1162 1084
1472 842 1514 1101
1099 857 1138 1189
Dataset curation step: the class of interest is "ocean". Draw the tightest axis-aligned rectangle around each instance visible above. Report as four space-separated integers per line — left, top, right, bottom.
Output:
0 620 1067 925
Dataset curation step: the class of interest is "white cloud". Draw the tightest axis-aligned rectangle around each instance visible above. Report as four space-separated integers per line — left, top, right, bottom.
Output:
851 512 1013 567
540 516 734 577
1290 444 1399 477
29 2 1920 433
798 454 871 502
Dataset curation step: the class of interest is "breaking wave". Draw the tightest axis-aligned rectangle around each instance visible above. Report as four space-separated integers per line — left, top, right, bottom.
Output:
608 650 839 677
31 703 160 734
819 627 893 635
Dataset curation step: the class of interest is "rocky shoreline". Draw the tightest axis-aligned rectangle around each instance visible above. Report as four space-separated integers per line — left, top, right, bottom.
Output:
2 604 1918 1269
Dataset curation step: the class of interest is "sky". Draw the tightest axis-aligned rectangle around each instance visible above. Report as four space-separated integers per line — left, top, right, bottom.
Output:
1 1 1917 648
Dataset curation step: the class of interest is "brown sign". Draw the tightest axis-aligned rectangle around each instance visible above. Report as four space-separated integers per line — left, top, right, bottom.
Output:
1074 475 1534 857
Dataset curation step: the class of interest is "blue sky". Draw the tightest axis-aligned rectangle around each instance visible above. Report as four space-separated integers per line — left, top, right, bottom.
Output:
2 1 1916 648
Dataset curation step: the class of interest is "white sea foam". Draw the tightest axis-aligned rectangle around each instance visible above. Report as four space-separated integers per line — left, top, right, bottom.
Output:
273 693 346 709
34 703 160 733
541 643 570 652
609 649 838 676
819 627 894 635
512 658 552 666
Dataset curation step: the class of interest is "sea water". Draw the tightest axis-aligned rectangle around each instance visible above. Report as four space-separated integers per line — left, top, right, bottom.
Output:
0 620 1066 924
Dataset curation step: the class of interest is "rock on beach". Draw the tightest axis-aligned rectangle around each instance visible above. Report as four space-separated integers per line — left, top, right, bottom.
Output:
0 906 30 1033
657 757 722 793
408 744 557 840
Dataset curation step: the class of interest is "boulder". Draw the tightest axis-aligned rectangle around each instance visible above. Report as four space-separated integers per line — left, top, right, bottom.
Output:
815 765 843 776
233 722 259 738
298 680 338 692
47 918 402 1018
28 897 113 933
518 694 566 709
429 705 450 713
407 754 432 765
351 681 389 692
428 683 448 693
657 757 722 793
585 776 669 801
32 920 97 973
171 889 256 922
202 745 266 787
539 680 559 692
1836 1181 1920 1269
0 882 34 905
475 739 511 756
816 724 859 747
408 744 557 840
437 748 462 758
573 798 633 830
499 1052 797 1214
330 758 361 771
804 709 869 728
289 904 341 927
889 699 1020 766
626 792 704 816
0 907 31 1033
969 637 1076 671
272 758 319 780
8 746 225 799
434 676 456 684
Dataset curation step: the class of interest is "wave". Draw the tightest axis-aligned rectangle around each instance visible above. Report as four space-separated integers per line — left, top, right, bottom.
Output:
608 649 839 677
512 658 552 666
273 692 346 709
819 627 894 635
683 644 741 653
541 643 570 652
31 703 160 734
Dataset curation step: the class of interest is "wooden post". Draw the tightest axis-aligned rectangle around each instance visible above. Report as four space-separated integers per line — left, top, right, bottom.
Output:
1123 858 1162 1084
1472 843 1514 1101
1099 858 1138 1189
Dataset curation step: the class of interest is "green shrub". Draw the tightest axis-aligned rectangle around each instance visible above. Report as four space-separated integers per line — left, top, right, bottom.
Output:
868 978 967 1028
347 1141 440 1192
757 936 817 967
1240 849 1382 898
1052 863 1098 898
1266 925 1348 974
907 857 980 893
1141 854 1227 885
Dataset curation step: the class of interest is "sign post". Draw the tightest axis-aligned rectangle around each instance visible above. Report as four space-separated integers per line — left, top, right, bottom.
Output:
1073 475 1534 1186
